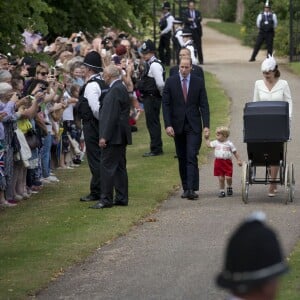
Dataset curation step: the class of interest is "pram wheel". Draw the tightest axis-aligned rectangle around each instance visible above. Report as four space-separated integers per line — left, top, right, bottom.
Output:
284 162 295 204
242 161 250 204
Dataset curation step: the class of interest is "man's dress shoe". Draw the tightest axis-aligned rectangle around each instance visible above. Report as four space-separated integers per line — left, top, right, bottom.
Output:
80 195 100 202
142 151 163 157
114 201 128 206
89 201 113 209
181 190 189 198
187 189 199 200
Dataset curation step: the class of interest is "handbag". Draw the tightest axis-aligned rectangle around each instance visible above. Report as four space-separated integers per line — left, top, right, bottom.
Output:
24 128 41 149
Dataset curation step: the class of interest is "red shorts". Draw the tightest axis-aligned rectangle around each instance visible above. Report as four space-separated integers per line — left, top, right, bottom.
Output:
214 158 233 177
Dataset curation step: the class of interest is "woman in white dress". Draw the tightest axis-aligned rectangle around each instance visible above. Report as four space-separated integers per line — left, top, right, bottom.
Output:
253 55 293 197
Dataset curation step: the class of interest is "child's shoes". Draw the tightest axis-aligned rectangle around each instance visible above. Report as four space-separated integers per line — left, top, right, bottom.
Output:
227 187 233 196
218 191 226 198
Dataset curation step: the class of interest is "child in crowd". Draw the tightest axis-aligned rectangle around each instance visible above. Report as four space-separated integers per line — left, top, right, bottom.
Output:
205 126 242 198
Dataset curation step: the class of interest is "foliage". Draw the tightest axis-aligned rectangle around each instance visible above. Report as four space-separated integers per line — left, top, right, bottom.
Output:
0 0 155 56
0 0 51 55
218 0 238 22
242 0 291 55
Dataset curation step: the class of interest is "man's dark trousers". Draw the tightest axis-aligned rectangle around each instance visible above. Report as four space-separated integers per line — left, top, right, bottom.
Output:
159 33 171 66
174 122 201 191
82 119 101 198
143 95 163 154
100 144 128 205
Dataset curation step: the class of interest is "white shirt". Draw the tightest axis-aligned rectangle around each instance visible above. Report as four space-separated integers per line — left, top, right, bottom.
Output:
184 40 198 65
84 74 102 120
210 139 237 160
147 56 165 96
62 90 74 121
161 13 175 35
253 79 292 118
256 12 278 28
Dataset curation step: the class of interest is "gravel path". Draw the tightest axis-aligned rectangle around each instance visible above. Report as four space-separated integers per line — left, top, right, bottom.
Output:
36 22 300 300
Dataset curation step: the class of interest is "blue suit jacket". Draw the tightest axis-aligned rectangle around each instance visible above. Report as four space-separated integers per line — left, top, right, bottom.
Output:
162 73 209 134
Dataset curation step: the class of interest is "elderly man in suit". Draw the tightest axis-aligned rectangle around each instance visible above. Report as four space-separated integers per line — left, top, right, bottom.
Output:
162 57 210 200
90 64 132 209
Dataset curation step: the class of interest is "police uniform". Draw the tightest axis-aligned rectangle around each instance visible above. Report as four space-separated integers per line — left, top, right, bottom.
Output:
138 40 164 157
249 2 278 62
216 212 288 299
158 2 175 66
78 51 108 202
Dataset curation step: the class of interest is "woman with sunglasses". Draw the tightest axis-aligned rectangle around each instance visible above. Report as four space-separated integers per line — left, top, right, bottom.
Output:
253 55 293 197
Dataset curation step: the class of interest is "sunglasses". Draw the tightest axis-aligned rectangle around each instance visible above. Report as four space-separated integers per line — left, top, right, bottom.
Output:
39 72 48 76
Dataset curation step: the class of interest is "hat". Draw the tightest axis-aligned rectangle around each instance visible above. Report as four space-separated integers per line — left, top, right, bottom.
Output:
261 54 277 72
140 39 156 54
264 0 271 7
118 33 128 40
181 28 193 37
0 82 12 95
216 212 288 294
83 51 102 71
162 1 171 9
101 36 113 45
173 18 183 24
115 44 127 56
112 55 122 65
20 56 37 67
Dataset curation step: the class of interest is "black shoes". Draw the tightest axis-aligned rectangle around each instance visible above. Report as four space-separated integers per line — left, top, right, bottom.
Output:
249 58 255 62
181 189 198 200
80 194 100 202
227 187 233 196
89 201 113 209
181 190 189 198
142 151 163 157
114 201 128 206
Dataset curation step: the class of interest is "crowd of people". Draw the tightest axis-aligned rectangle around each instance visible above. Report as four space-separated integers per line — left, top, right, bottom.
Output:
0 27 144 208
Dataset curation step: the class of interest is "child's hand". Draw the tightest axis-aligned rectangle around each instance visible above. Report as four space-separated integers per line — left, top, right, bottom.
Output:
237 160 243 167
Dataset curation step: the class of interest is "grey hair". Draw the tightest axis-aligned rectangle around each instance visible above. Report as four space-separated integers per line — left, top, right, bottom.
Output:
105 63 121 78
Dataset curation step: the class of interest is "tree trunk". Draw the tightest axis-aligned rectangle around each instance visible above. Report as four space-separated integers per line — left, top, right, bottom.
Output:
236 0 245 23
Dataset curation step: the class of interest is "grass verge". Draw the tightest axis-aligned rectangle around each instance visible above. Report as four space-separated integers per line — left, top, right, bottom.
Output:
0 71 228 299
206 20 243 41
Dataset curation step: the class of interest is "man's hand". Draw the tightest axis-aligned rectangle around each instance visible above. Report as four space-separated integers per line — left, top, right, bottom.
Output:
99 138 107 148
165 126 175 137
203 127 210 139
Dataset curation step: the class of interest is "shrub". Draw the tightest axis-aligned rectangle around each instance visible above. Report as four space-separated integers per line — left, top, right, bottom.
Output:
219 0 238 22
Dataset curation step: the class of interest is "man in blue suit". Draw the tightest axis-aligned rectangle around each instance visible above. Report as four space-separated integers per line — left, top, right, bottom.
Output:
162 57 210 200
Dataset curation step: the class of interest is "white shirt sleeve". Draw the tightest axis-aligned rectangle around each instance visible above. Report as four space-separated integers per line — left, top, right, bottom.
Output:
84 81 101 120
161 15 175 35
149 62 165 96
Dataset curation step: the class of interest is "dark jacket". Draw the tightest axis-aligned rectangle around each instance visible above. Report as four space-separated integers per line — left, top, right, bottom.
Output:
182 8 202 36
162 73 209 134
99 80 132 145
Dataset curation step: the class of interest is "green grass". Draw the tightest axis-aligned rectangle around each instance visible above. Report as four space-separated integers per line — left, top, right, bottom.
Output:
288 62 300 76
206 20 243 41
0 71 228 299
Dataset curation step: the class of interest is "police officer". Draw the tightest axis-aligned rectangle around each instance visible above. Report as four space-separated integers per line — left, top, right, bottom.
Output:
172 18 184 65
78 51 108 202
249 1 278 62
216 212 288 300
181 28 198 65
138 40 164 157
158 2 174 66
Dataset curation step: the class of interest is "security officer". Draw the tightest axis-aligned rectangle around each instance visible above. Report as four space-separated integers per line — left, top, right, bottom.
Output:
77 51 108 202
172 18 185 65
249 1 278 62
216 212 288 300
138 39 164 157
158 2 175 66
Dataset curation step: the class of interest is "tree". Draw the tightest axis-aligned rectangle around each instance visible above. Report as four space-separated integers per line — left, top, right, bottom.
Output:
0 0 155 55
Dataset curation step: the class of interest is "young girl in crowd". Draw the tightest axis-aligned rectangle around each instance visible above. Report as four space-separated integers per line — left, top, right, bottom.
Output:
205 126 242 198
